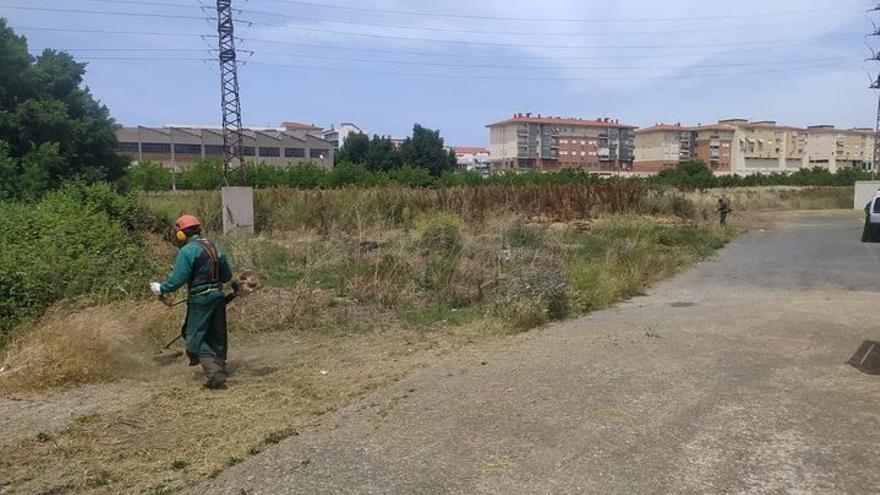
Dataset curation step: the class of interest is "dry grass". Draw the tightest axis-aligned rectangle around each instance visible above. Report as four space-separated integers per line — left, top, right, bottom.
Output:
685 186 852 219
142 181 649 233
0 303 166 391
0 313 493 494
1 185 847 494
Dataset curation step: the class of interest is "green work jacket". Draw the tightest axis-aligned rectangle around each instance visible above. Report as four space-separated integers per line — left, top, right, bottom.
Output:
160 235 233 297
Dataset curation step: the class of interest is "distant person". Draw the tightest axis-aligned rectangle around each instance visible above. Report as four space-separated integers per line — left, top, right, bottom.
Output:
150 214 233 389
716 198 732 226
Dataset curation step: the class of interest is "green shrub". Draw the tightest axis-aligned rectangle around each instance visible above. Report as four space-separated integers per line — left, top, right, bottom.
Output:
416 213 463 256
121 161 173 192
284 162 328 189
0 183 158 341
389 165 435 188
504 221 544 248
179 159 224 190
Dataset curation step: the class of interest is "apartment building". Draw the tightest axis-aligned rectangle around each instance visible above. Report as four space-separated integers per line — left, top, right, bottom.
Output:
115 125 334 169
487 113 636 172
693 124 737 172
635 118 874 175
633 124 695 172
713 119 805 173
805 125 874 171
322 122 366 150
453 146 491 171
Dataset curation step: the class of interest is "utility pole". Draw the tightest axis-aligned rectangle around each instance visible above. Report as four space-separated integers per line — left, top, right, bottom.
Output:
868 5 880 177
217 0 245 181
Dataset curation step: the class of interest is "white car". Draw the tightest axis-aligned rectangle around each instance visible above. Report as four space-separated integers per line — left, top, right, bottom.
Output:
867 195 880 223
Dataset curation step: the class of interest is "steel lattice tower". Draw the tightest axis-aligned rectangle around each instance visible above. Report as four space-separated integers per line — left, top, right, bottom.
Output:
873 76 880 176
871 5 880 176
217 0 245 178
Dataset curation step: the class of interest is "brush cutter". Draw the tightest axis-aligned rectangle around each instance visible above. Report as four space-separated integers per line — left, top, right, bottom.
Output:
154 271 261 359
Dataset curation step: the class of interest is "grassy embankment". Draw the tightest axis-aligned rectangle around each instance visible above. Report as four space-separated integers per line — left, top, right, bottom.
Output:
0 184 848 494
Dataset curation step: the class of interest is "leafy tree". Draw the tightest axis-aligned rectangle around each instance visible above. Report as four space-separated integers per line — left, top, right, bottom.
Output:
0 19 127 200
121 160 173 191
389 165 434 188
655 160 717 190
326 162 371 188
178 159 224 190
284 162 328 189
365 135 402 172
400 124 454 177
336 132 369 165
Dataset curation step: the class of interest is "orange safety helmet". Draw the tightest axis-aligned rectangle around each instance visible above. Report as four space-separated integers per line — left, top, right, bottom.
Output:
175 214 202 242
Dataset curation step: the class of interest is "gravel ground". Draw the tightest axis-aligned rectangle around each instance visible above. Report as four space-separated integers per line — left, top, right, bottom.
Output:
195 211 880 494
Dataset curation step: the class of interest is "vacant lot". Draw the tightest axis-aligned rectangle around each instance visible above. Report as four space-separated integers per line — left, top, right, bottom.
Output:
0 186 849 494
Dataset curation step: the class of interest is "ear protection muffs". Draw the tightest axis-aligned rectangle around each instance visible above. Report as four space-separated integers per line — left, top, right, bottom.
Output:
176 230 187 242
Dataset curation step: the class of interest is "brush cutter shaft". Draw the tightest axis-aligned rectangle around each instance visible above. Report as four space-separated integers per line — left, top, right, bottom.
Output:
157 292 239 350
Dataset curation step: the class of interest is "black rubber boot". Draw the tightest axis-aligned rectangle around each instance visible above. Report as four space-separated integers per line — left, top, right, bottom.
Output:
200 357 227 389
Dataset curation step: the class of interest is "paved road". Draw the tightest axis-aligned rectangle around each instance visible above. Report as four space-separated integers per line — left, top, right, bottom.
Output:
199 213 880 494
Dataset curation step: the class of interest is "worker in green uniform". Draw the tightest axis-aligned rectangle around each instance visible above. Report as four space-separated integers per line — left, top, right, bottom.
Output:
716 197 732 226
150 214 233 389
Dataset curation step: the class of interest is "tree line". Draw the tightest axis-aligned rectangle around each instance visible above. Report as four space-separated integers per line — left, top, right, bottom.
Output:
0 19 874 200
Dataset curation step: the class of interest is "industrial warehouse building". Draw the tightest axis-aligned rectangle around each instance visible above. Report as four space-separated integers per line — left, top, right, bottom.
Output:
115 125 334 169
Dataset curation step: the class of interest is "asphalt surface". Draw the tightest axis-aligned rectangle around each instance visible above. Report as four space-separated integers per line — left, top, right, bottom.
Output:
197 212 880 495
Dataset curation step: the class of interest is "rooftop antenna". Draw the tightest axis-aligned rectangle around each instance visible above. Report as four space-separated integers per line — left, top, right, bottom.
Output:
216 0 245 182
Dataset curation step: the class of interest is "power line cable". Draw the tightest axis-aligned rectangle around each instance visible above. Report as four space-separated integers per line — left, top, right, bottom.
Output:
233 7 856 37
31 47 857 70
6 5 863 50
236 36 855 60
242 59 859 81
247 50 860 71
57 0 862 37
32 47 214 52
0 5 213 21
251 0 865 23
64 0 200 8
247 21 862 50
12 25 855 62
14 26 217 38
58 55 855 82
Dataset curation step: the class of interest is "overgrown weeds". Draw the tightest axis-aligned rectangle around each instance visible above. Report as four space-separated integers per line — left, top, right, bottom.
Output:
0 183 165 343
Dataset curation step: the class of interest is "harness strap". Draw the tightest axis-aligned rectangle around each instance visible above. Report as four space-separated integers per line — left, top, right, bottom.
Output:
189 240 221 288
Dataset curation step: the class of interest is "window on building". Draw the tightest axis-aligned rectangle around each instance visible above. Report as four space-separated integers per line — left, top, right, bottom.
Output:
258 147 280 157
204 145 224 156
243 146 256 156
284 147 305 158
174 143 202 155
309 148 329 159
141 142 171 154
117 142 139 153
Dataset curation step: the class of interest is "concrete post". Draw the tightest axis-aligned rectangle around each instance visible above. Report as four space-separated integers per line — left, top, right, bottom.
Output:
221 186 254 235
854 181 880 209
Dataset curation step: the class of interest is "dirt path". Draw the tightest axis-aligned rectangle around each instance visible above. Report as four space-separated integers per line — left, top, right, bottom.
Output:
195 211 880 494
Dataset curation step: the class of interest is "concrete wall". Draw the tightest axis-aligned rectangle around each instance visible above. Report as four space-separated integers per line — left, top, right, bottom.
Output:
854 181 880 210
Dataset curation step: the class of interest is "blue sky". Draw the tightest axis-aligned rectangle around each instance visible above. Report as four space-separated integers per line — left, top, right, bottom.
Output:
2 0 878 146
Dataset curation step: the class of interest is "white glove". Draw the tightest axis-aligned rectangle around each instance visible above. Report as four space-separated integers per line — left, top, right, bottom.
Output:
150 282 162 296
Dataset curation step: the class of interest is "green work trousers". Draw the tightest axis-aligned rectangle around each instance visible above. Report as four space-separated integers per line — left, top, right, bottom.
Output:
184 291 228 362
